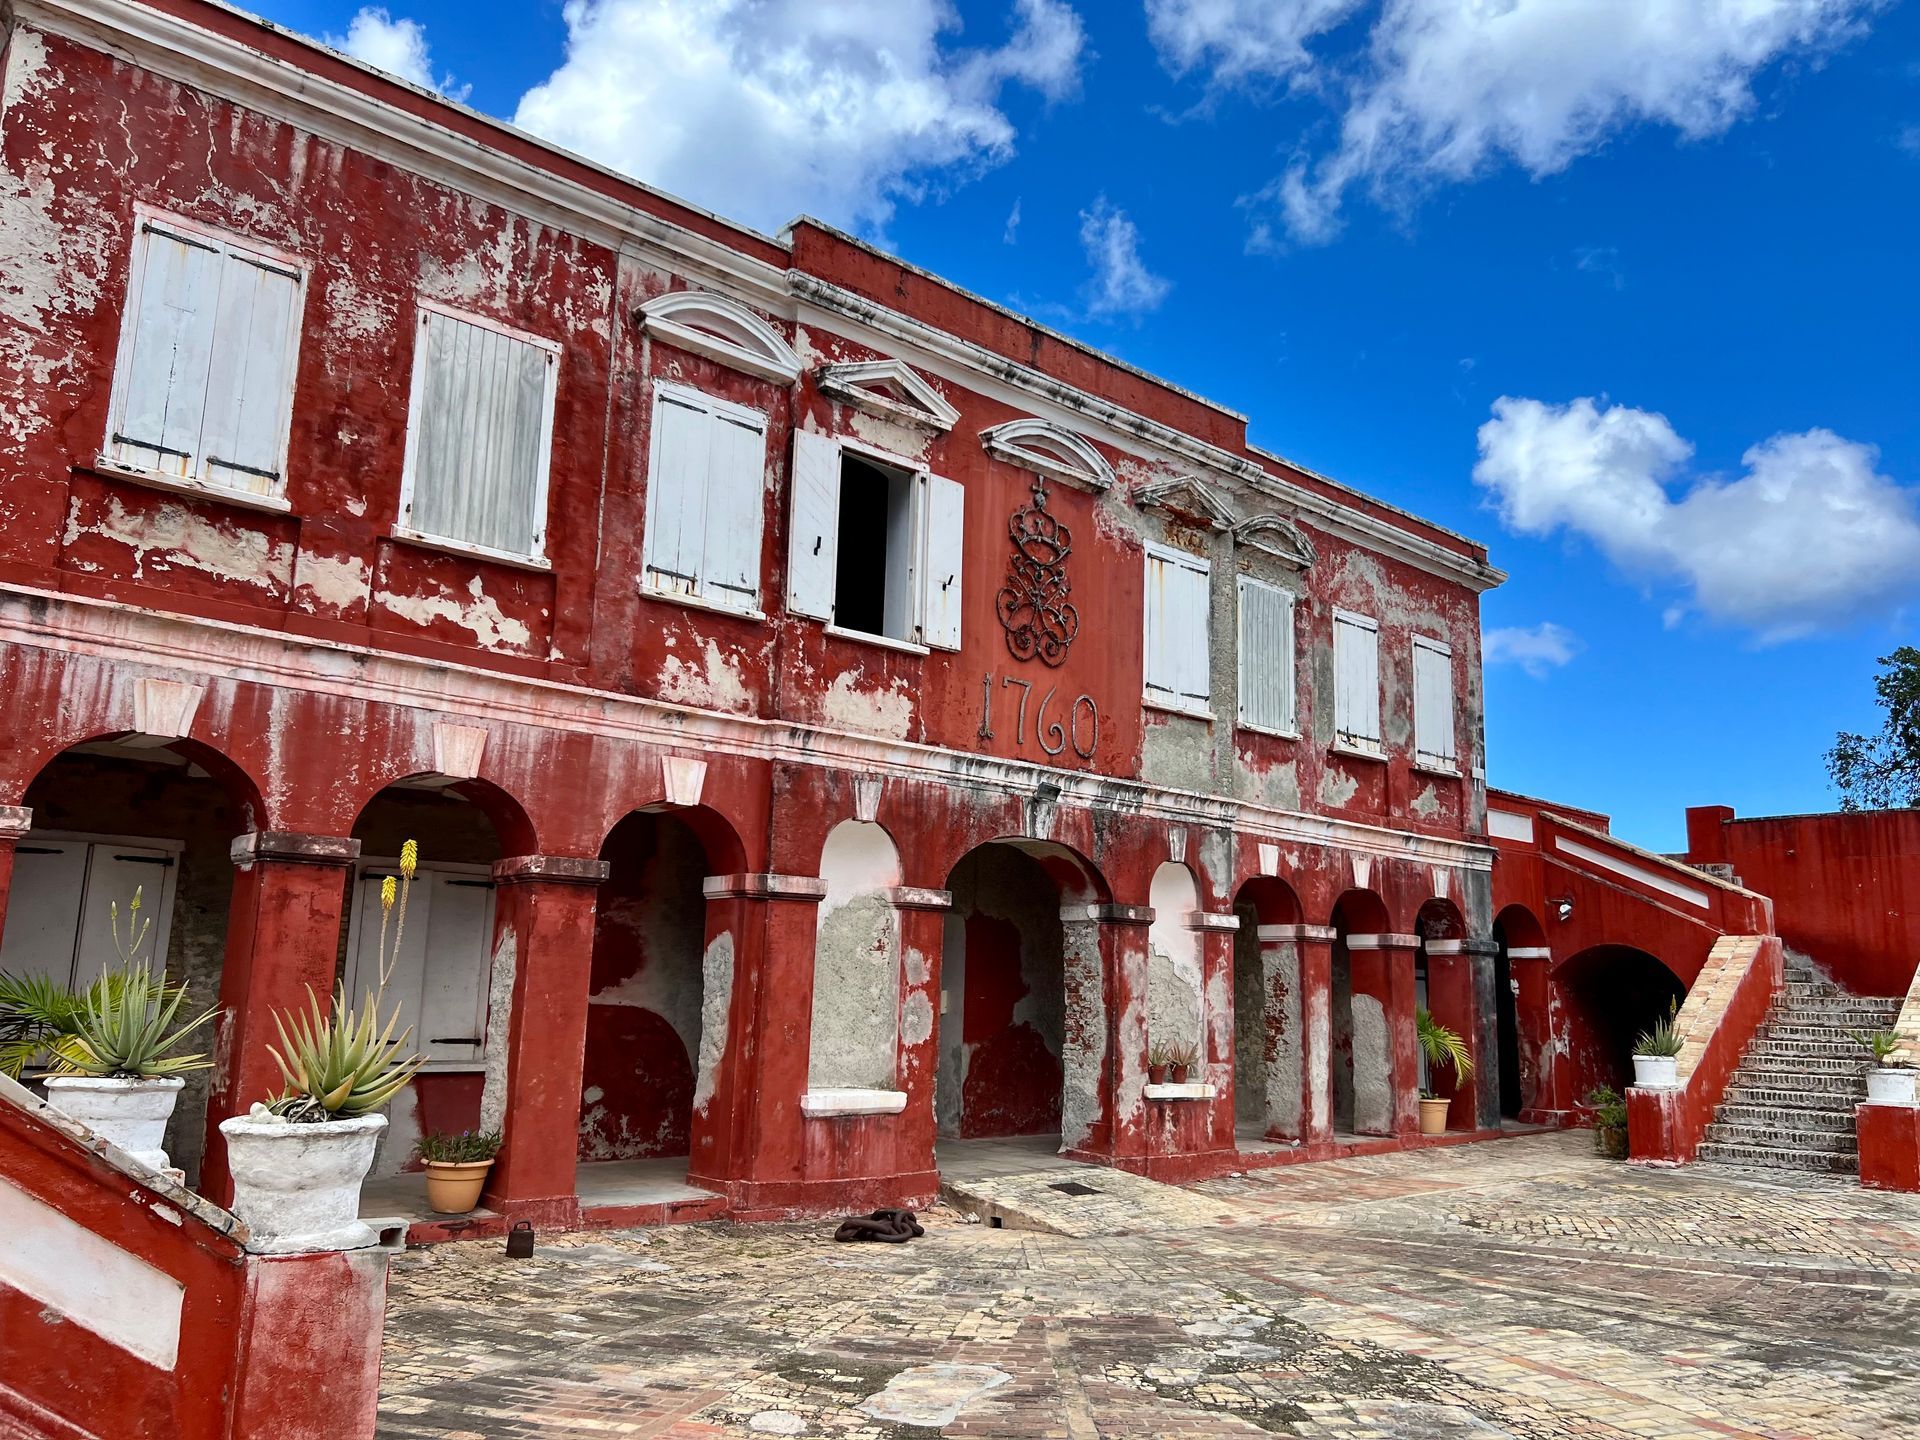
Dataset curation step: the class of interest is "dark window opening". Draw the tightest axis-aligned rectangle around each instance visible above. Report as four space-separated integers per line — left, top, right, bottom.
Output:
833 453 916 641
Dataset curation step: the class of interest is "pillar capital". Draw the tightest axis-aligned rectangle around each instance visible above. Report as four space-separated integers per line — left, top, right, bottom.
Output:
702 871 829 902
1345 932 1422 951
1184 911 1241 932
1507 945 1552 962
886 885 953 911
1258 923 1336 944
0 805 31 840
1060 901 1153 926
492 854 609 887
229 831 359 869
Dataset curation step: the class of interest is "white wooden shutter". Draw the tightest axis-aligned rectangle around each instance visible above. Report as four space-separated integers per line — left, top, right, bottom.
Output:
700 410 767 612
1237 576 1295 733
1413 636 1457 767
787 429 841 620
1144 545 1210 710
919 473 965 651
642 390 713 596
113 225 221 477
198 252 301 494
1334 612 1381 747
73 845 176 985
1174 556 1211 708
405 309 556 558
0 842 90 987
349 868 495 1066
1143 550 1175 700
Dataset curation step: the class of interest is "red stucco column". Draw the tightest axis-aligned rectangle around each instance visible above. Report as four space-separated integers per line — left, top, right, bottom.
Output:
1508 946 1560 1120
1061 902 1153 1167
1858 1101 1920 1192
0 805 29 933
1345 932 1420 1137
481 854 608 1228
1194 912 1241 1159
1292 926 1337 1144
1423 939 1478 1132
690 873 828 1211
892 888 954 1187
201 831 359 1206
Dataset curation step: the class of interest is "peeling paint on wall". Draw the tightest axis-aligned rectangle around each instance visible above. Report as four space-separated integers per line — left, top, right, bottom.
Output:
657 637 754 715
821 669 913 739
376 576 532 651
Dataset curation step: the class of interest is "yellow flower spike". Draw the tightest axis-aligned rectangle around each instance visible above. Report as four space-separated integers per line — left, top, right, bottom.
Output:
400 839 418 880
380 874 397 912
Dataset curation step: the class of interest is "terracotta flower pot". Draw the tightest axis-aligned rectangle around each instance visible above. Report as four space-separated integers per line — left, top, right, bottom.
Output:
1148 1064 1169 1085
1169 1064 1189 1085
423 1158 495 1214
1418 1096 1450 1136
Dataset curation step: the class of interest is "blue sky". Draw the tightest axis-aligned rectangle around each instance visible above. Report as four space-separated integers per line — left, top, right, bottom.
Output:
254 0 1920 850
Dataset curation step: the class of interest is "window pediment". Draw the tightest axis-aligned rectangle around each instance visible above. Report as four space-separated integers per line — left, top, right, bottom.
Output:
1134 473 1237 532
816 359 959 433
637 290 801 384
1234 513 1316 570
979 419 1114 492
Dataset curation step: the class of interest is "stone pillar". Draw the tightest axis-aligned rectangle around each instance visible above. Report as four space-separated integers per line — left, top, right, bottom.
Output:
201 831 359 1206
1255 924 1331 1143
1347 933 1421 1137
0 806 30 937
690 873 828 1210
1060 902 1153 1166
1462 936 1502 1131
1507 945 1558 1119
480 854 608 1227
891 888 953 1186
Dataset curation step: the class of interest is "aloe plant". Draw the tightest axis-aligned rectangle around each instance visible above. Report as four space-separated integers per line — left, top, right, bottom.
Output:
1634 999 1684 1058
53 962 218 1079
1416 1007 1473 1086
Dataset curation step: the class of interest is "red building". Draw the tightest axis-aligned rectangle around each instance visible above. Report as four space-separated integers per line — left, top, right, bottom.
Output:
0 0 1511 1230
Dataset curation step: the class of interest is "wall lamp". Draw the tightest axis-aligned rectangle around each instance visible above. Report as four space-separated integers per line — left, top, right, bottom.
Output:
1550 897 1574 923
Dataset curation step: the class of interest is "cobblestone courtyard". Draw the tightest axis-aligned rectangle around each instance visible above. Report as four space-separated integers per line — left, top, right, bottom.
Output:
378 1132 1920 1438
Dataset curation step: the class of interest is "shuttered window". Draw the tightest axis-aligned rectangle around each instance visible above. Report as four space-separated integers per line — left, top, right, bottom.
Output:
106 216 303 495
400 305 559 561
346 866 497 1068
1333 610 1382 750
1413 634 1457 768
1144 544 1211 712
642 383 768 614
0 838 179 991
1237 576 1295 734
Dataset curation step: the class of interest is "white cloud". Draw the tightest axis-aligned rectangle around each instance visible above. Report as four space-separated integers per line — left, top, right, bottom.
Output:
1004 197 1023 243
332 7 464 98
1484 622 1581 678
511 0 1085 236
1474 396 1920 641
1217 0 1881 244
1146 0 1363 84
1077 197 1171 319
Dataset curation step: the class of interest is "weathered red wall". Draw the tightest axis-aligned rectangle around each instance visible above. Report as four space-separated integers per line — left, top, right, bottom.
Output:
1687 805 1920 997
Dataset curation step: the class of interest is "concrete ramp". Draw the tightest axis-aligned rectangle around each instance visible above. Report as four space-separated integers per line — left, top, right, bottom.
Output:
938 1164 1234 1237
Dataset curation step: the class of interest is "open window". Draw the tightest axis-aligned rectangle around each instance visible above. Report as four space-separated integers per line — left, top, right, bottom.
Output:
641 382 767 615
103 212 305 499
786 430 963 650
1412 634 1458 770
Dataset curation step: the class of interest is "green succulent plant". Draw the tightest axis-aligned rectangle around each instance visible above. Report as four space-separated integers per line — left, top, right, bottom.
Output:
1851 1029 1907 1065
1634 999 1684 1058
265 983 424 1121
53 962 218 1079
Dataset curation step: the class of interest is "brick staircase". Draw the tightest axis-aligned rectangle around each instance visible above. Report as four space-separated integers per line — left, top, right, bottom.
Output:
1696 956 1901 1175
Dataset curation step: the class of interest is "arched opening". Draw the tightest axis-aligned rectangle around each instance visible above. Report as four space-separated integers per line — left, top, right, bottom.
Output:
1231 876 1304 1145
1555 945 1686 1100
1330 888 1393 1137
1147 861 1203 1071
578 806 743 1194
1492 905 1546 1119
0 733 263 1185
809 821 904 1091
936 838 1107 1176
342 775 522 1184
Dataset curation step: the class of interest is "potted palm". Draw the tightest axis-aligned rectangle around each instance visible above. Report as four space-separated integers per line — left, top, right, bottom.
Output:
1415 1007 1473 1136
417 1129 503 1214
220 841 424 1253
1586 1084 1629 1159
1632 1001 1683 1089
1854 1030 1916 1104
26 888 217 1172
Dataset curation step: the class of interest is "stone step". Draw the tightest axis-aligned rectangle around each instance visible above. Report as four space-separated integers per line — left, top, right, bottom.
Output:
1721 1085 1865 1113
1711 1103 1857 1134
1701 1121 1856 1154
1743 1041 1876 1062
1730 1068 1870 1096
1778 994 1902 1017
1693 1140 1859 1175
1766 1024 1896 1041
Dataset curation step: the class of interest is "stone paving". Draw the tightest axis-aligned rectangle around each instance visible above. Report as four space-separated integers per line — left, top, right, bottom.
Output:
378 1131 1920 1438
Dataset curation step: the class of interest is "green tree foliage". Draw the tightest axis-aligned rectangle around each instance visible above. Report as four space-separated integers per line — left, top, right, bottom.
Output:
1827 646 1920 811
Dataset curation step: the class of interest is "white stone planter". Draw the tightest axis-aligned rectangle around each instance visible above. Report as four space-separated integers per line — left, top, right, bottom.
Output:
1866 1067 1917 1106
218 1110 387 1254
1632 1054 1679 1090
42 1076 184 1171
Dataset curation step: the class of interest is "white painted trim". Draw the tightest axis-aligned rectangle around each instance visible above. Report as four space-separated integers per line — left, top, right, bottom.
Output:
978 419 1115 492
1345 933 1421 950
1506 946 1552 960
1424 939 1465 955
824 624 930 658
1133 474 1236 530
1144 697 1215 723
1553 835 1712 910
636 581 767 625
1258 924 1336 943
389 527 555 573
81 460 295 515
1488 810 1535 844
639 291 801 384
0 1174 186 1369
1143 1082 1217 1101
816 359 959 433
1329 740 1387 765
642 379 770 614
1234 514 1315 569
0 582 1497 870
800 1088 908 1118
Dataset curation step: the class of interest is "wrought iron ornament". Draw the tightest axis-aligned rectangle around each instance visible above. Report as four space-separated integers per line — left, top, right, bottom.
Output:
994 477 1079 667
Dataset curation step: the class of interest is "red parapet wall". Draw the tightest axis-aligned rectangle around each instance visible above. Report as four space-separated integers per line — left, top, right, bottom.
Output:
1627 935 1782 1164
1857 1103 1920 1192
